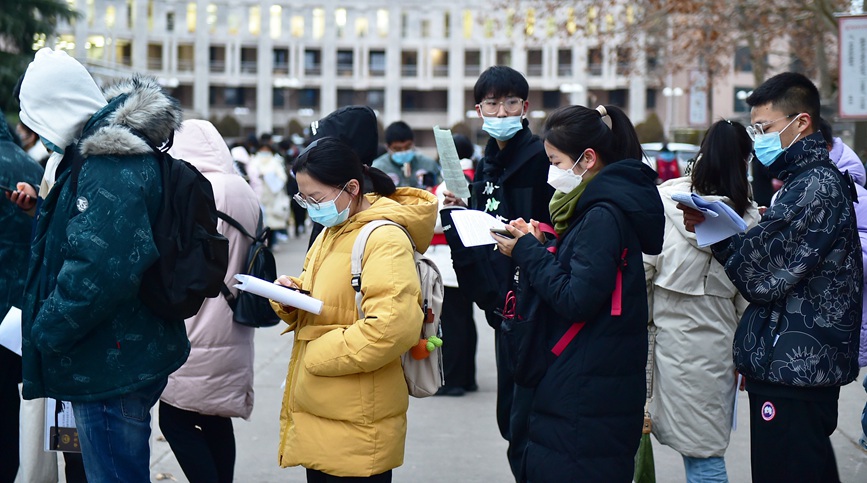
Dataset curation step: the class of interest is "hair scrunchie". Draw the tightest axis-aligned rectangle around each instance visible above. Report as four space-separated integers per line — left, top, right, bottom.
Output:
595 105 608 118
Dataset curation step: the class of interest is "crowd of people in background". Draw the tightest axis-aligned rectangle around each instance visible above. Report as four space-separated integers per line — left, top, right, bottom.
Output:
2 46 867 483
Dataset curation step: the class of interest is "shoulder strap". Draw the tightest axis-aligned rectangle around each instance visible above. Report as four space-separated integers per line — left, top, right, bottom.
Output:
216 210 257 241
350 220 415 317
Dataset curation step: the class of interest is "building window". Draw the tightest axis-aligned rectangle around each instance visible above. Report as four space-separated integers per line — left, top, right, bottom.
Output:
609 89 627 108
735 46 752 72
241 47 257 74
177 44 193 71
126 0 134 29
465 50 480 77
337 50 353 76
444 11 450 38
147 43 162 70
496 50 511 66
646 89 657 109
227 11 240 35
528 49 543 77
273 88 285 108
588 48 602 76
356 17 369 38
185 3 195 33
305 49 321 75
463 10 472 39
525 8 535 37
291 16 303 38
337 89 355 107
225 87 245 107
312 8 324 39
401 13 408 38
431 49 448 77
401 50 417 77
542 91 561 109
106 5 116 29
166 11 175 32
210 45 226 72
421 19 430 38
367 89 385 110
273 48 288 74
270 5 282 39
616 47 631 76
207 4 218 33
298 88 320 108
369 50 386 76
558 49 572 77
249 6 261 36
377 9 389 38
335 8 347 38
734 87 751 112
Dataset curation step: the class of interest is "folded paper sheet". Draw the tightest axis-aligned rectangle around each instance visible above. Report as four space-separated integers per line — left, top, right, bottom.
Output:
671 192 748 247
433 126 472 199
0 307 22 356
233 274 323 315
448 208 508 247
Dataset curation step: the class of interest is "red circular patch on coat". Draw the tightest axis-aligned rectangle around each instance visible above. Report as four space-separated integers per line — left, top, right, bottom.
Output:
761 401 776 421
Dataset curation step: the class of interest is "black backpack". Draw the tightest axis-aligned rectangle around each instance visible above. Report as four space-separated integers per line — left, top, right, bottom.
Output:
71 136 229 321
216 210 281 327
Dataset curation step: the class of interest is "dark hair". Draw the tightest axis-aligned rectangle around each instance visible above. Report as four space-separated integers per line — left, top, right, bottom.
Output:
691 120 752 217
385 121 414 144
293 137 396 197
473 66 530 104
818 118 834 148
542 105 642 165
453 134 475 160
746 72 820 127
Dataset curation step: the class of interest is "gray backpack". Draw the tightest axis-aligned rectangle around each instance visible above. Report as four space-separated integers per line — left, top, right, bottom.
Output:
350 220 445 398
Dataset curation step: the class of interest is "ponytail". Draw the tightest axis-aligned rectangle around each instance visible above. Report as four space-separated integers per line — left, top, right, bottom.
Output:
365 165 397 196
601 105 643 161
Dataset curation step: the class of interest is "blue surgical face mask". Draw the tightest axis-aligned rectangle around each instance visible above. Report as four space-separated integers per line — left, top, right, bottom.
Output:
753 116 801 167
391 150 414 165
482 115 523 141
306 187 351 227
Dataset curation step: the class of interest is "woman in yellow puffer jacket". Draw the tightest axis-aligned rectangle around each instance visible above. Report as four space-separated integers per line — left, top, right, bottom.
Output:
271 137 437 482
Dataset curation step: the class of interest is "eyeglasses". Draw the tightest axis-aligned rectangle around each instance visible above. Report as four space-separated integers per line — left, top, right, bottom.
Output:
293 184 346 209
478 97 524 116
745 114 798 141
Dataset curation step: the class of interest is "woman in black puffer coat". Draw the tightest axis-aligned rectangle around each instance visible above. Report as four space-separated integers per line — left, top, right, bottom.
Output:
494 104 664 482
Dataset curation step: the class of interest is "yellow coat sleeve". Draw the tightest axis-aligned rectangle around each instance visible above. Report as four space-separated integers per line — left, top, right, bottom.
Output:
304 226 422 376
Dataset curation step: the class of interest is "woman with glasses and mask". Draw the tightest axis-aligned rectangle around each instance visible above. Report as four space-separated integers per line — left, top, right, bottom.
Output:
269 137 437 483
492 105 664 482
644 120 760 483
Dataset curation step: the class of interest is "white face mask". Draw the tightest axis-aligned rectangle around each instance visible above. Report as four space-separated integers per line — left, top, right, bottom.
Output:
547 156 588 194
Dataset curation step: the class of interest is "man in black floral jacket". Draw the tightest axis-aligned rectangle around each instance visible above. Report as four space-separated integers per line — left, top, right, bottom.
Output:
682 72 862 482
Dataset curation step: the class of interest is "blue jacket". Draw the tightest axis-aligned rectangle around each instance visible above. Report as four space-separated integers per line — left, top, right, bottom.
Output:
21 77 190 401
0 116 43 318
713 132 863 390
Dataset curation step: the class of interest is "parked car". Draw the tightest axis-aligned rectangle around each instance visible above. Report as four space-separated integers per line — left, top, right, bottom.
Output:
641 142 700 177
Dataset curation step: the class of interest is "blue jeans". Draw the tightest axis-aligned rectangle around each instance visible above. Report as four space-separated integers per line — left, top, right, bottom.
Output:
682 455 728 483
72 377 167 483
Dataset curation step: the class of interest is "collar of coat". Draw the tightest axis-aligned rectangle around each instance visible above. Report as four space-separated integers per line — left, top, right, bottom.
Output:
769 132 832 180
77 75 183 158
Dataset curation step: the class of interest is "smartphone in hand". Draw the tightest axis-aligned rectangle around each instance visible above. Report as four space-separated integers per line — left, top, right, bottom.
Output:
490 228 515 239
0 184 16 193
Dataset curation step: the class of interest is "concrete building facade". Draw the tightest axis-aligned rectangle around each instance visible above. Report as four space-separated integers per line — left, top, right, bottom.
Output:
49 0 774 146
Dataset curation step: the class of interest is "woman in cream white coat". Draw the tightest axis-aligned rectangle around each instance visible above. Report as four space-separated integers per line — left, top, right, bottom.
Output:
272 137 437 482
644 120 760 483
160 119 261 483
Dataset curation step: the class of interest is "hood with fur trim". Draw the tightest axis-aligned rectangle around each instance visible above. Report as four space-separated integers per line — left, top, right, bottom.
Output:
77 75 183 158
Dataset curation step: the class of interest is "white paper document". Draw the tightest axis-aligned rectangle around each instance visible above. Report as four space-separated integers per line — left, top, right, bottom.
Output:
732 373 743 431
233 274 323 314
44 399 81 452
0 307 22 356
670 192 748 247
432 126 472 199
448 208 507 247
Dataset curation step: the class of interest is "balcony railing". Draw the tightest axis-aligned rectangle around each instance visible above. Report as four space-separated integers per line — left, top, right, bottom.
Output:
464 65 481 77
401 65 417 77
557 65 572 77
527 64 543 77
147 58 163 70
305 64 321 76
240 61 258 74
588 63 602 76
210 60 225 73
273 61 289 74
433 65 448 77
337 64 353 76
178 59 193 71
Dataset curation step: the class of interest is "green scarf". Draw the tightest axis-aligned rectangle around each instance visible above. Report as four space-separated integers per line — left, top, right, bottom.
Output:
549 182 588 235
